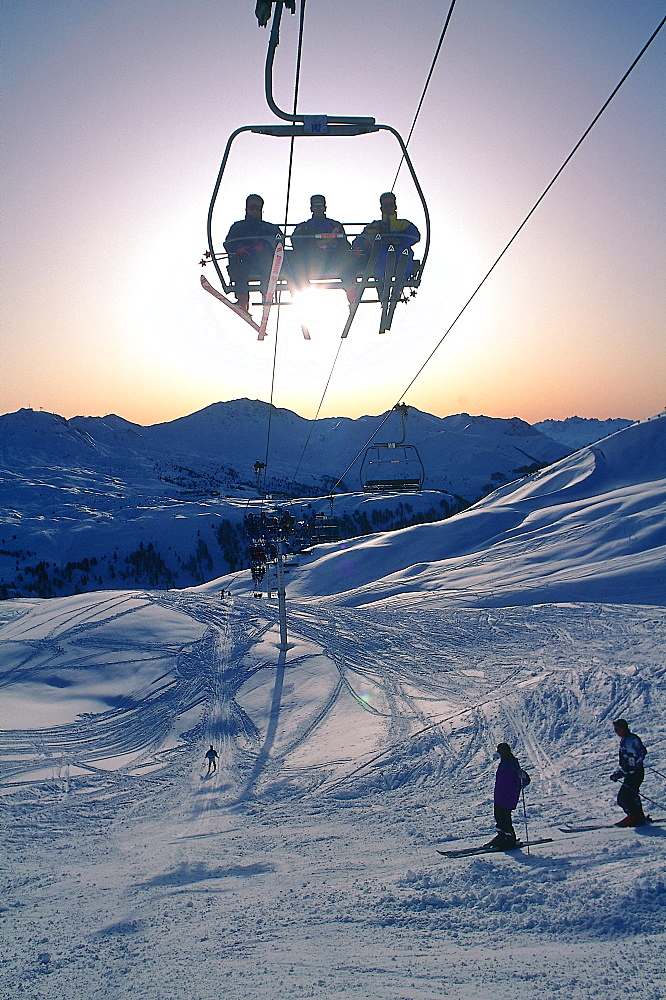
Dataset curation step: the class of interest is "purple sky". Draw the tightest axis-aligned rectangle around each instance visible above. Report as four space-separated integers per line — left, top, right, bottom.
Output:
1 1 664 425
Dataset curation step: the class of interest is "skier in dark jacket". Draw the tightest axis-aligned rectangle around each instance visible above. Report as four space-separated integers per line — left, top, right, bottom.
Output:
611 719 648 826
291 195 356 303
224 195 284 314
491 743 528 848
204 745 219 775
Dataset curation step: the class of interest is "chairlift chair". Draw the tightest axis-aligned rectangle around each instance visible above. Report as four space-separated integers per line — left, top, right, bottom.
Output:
361 444 425 492
202 1 430 334
309 513 341 544
360 403 425 492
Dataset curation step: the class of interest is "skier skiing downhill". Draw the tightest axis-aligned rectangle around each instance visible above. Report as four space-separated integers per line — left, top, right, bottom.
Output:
490 743 530 849
204 745 219 775
611 718 648 826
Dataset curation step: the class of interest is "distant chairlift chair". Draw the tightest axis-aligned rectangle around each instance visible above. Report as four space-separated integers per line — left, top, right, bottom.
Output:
361 404 425 492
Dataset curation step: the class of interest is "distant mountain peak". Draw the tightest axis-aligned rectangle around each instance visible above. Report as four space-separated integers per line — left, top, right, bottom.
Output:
534 416 633 450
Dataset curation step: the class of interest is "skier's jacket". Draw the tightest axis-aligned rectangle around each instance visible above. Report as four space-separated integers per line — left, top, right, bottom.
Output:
224 218 284 261
291 216 351 256
618 732 647 776
494 755 528 810
352 212 420 257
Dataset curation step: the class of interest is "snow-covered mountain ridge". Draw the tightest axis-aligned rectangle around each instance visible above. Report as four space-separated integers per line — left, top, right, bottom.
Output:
1 400 574 496
257 413 666 609
1 401 640 599
534 415 633 449
0 400 574 599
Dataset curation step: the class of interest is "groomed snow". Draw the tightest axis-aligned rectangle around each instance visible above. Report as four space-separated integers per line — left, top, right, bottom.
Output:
1 416 665 999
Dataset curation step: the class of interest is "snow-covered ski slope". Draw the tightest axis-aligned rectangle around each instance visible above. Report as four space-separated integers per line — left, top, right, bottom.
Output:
1 415 665 1000
274 414 666 608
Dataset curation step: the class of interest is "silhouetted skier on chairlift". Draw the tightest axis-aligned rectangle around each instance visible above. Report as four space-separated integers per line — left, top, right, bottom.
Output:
291 194 357 304
224 195 284 314
352 191 420 296
204 745 219 774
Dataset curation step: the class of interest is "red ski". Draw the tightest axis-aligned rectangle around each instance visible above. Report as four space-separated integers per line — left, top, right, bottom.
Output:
200 275 260 333
258 241 284 341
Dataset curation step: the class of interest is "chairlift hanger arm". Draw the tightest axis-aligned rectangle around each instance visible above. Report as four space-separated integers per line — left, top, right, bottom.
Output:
206 125 253 293
368 404 409 447
392 403 409 445
265 1 375 126
377 125 430 273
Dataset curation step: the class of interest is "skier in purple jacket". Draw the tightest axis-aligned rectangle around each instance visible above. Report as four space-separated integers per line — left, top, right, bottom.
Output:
491 743 529 848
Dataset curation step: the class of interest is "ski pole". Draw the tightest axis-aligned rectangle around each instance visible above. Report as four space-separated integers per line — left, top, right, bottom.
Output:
646 766 666 781
521 787 530 855
640 791 666 813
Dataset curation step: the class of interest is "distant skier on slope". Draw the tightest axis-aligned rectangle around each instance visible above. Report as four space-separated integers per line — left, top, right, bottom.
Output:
611 718 648 826
489 743 530 849
205 745 219 775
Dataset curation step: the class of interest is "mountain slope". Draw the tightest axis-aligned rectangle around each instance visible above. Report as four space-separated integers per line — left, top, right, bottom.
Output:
278 415 666 608
0 400 574 598
1 444 665 998
1 411 665 999
534 415 633 449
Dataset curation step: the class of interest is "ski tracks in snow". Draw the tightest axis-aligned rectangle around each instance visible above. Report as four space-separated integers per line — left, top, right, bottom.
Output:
2 593 666 1000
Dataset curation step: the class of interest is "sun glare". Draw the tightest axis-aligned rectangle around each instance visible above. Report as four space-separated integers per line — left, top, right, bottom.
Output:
288 286 351 338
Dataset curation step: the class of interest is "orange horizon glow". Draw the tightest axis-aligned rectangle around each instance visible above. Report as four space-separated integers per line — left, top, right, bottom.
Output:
2 2 664 431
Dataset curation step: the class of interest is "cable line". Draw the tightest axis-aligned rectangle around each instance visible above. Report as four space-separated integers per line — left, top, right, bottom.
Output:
318 11 666 503
393 11 665 410
293 4 457 486
262 0 308 493
292 337 345 484
392 0 458 190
